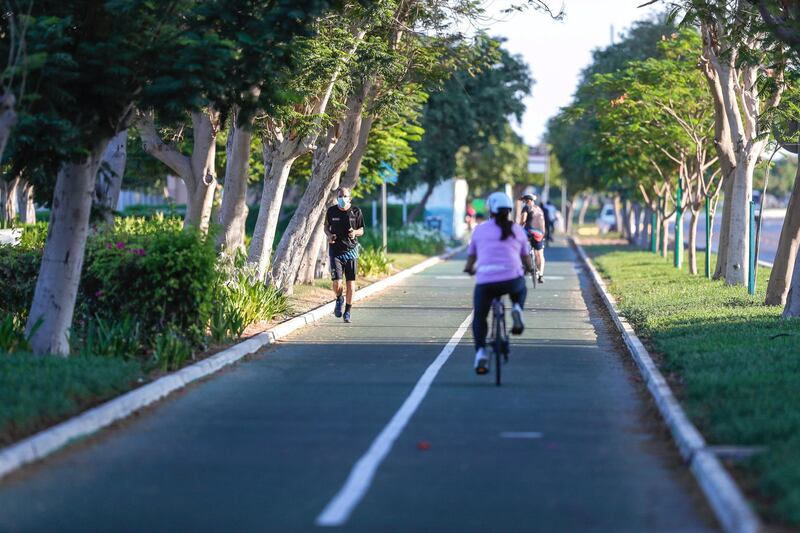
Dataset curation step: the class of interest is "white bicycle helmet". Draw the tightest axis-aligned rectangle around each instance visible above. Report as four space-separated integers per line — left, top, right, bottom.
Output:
486 191 513 214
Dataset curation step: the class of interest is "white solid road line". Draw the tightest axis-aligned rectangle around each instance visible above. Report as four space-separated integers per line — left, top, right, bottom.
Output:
315 313 474 527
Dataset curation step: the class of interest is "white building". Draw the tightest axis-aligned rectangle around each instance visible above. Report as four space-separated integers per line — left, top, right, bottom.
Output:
394 178 469 240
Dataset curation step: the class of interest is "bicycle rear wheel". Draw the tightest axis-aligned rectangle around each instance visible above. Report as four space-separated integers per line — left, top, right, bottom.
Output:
494 313 503 386
530 250 538 289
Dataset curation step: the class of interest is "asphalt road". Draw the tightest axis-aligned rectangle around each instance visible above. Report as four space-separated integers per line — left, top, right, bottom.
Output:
0 241 716 532
675 211 785 263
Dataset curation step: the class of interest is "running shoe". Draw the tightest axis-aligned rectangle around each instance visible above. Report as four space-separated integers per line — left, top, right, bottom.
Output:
511 307 525 335
474 348 489 375
537 274 544 284
334 296 344 317
343 310 351 323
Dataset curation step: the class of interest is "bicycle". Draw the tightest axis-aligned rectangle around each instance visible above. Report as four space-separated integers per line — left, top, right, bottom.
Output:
529 248 538 290
488 297 510 387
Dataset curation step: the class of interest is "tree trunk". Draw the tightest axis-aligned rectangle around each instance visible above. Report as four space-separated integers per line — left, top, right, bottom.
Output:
624 199 634 242
183 111 219 231
18 180 35 223
578 193 590 226
341 115 374 190
26 139 110 355
661 217 669 258
297 209 328 284
564 192 578 234
641 205 653 249
783 250 800 317
247 143 299 280
271 164 347 291
699 26 780 285
631 202 641 244
94 129 128 222
700 28 739 281
688 208 700 275
0 91 17 165
714 176 734 279
613 195 625 237
766 165 800 305
720 152 758 285
408 181 435 223
138 109 219 233
217 114 254 253
270 87 368 291
2 177 19 222
635 205 644 248
314 238 331 280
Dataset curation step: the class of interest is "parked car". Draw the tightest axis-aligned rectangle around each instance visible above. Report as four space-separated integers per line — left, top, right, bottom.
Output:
597 203 616 234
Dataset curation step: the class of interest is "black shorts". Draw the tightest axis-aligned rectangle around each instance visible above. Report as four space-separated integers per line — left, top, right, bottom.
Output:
330 251 357 281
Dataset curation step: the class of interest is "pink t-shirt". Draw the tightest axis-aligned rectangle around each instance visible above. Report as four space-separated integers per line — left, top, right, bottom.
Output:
467 220 530 285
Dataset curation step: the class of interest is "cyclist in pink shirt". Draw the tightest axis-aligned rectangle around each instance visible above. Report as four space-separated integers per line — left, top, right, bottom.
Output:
464 192 533 374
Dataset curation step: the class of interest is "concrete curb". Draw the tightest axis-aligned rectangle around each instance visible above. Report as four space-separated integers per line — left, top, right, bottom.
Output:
570 237 760 533
0 245 467 481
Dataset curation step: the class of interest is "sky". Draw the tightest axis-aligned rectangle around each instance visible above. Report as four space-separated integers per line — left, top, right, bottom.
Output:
481 0 662 145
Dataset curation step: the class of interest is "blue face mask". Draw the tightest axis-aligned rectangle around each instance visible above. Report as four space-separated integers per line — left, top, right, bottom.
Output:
337 197 349 209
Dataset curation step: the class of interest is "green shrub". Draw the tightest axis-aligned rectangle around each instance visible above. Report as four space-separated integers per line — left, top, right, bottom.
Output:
0 246 41 320
80 217 217 347
152 327 193 372
358 246 392 277
360 223 447 255
0 315 40 354
72 315 142 360
110 212 183 236
212 256 291 340
120 203 186 219
209 301 244 342
359 202 419 229
18 221 49 250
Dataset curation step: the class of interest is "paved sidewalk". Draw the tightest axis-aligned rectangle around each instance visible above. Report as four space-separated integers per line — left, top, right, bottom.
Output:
0 241 716 531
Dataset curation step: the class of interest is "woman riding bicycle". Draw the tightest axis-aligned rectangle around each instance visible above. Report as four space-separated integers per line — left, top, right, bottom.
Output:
464 192 533 375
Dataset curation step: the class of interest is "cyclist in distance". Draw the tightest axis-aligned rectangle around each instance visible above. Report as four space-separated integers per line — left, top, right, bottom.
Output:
464 192 534 375
519 193 546 284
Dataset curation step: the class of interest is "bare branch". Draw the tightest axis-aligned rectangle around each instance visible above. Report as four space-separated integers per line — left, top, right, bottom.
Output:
135 109 193 182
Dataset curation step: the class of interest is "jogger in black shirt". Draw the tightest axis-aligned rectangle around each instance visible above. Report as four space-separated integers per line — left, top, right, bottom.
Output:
324 187 364 323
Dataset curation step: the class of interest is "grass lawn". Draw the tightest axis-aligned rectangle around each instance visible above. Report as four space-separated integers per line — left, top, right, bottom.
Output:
388 252 429 270
584 244 800 526
0 354 142 446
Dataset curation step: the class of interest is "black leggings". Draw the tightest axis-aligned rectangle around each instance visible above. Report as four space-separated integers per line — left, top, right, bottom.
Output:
472 276 527 349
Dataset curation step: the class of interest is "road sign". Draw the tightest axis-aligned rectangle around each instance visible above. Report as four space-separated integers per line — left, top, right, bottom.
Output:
379 162 398 184
527 155 547 174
